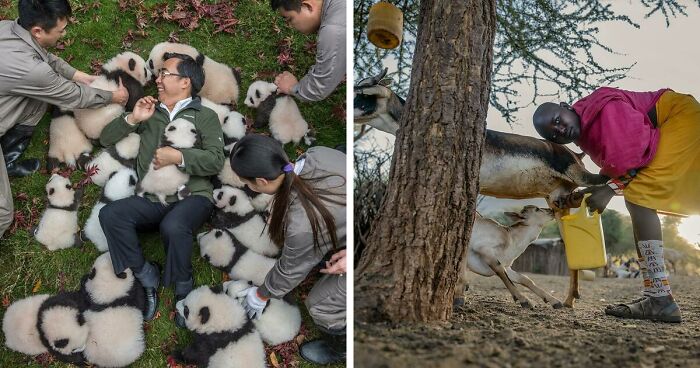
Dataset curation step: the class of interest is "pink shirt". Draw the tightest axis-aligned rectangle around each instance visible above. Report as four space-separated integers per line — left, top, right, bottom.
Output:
572 87 669 178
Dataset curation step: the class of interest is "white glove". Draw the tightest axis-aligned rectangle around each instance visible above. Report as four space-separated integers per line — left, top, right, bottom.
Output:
236 286 267 320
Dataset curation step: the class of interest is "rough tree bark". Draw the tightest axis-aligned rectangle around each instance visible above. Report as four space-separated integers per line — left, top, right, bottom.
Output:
355 0 497 323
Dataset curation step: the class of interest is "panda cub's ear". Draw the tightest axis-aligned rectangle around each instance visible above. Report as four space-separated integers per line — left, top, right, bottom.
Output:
209 284 224 294
199 306 210 325
128 58 136 71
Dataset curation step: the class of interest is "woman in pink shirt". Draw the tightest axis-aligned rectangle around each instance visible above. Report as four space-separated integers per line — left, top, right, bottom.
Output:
532 87 700 323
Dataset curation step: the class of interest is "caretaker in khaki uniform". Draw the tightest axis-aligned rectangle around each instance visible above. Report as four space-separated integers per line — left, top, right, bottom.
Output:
230 134 346 365
271 0 346 102
0 0 128 238
99 53 224 330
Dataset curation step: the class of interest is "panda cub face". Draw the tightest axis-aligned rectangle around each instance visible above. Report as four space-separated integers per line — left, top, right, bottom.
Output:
46 174 75 208
213 186 254 215
244 81 277 108
38 294 89 357
83 252 134 305
176 286 248 335
103 168 137 202
163 118 198 149
197 228 236 268
102 51 151 86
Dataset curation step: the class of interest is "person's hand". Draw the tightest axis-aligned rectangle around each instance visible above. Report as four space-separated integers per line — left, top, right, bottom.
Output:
320 249 347 275
236 286 268 320
73 71 97 85
583 185 615 214
152 146 183 170
129 96 157 123
274 71 298 95
111 77 130 106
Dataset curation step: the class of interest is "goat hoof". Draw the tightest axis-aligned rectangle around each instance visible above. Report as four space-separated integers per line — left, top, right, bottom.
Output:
520 300 532 309
453 297 465 307
464 284 470 292
552 302 564 309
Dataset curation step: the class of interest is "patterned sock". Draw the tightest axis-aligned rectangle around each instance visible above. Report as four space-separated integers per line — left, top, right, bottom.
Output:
637 257 655 297
639 240 672 298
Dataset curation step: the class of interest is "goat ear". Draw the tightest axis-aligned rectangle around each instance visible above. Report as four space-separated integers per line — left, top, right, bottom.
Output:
504 212 525 221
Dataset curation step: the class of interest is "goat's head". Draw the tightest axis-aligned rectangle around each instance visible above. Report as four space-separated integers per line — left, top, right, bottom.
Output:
353 68 401 135
504 205 554 227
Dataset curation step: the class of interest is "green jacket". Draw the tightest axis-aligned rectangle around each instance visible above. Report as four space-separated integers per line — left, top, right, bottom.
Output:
100 97 225 202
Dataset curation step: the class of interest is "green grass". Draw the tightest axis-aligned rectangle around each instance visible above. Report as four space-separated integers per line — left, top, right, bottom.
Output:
0 1 345 367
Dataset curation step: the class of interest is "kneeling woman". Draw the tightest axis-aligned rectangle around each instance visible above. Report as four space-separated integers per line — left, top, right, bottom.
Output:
231 134 346 364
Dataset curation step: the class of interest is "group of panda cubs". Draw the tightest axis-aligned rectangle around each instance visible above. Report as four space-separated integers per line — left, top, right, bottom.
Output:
22 41 310 366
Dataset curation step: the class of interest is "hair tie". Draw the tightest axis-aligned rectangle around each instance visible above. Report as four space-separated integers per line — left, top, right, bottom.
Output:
282 163 294 173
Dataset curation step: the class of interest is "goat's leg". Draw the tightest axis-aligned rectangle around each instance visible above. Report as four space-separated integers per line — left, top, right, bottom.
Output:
564 269 580 307
547 191 579 308
489 261 532 308
453 254 469 307
506 267 563 309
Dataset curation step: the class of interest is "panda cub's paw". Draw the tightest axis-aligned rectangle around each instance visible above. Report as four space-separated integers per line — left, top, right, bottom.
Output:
177 185 192 201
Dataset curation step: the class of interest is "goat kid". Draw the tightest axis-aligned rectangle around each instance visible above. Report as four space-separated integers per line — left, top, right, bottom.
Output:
456 206 563 309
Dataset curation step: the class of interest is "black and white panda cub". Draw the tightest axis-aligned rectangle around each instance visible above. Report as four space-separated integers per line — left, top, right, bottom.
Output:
147 42 241 106
34 174 84 251
211 185 277 257
224 280 302 346
215 111 247 188
47 108 92 171
79 253 146 367
197 228 275 286
84 168 137 252
245 80 315 146
35 292 91 365
74 51 151 140
136 118 197 205
172 285 266 368
87 132 140 187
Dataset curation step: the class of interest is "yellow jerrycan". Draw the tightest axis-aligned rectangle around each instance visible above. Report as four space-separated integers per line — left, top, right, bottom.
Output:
561 193 607 270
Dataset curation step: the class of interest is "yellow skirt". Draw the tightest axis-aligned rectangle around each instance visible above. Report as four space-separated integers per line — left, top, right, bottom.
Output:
625 91 700 215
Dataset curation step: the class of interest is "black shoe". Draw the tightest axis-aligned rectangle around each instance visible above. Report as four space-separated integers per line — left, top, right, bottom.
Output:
143 287 159 321
6 158 40 177
174 294 187 328
1 126 34 165
299 328 346 365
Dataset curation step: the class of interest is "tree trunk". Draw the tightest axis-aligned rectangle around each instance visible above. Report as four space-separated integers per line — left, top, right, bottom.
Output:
355 0 497 323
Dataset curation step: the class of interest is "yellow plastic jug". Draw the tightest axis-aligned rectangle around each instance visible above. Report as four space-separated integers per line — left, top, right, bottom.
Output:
561 193 607 270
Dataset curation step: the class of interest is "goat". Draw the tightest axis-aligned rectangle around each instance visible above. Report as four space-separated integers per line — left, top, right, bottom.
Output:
354 69 609 307
458 206 562 308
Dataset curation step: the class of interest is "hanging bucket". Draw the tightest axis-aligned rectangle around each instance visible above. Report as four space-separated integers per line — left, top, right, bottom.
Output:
367 2 403 49
561 193 607 270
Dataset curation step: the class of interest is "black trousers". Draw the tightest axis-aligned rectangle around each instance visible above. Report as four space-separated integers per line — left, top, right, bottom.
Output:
99 195 213 294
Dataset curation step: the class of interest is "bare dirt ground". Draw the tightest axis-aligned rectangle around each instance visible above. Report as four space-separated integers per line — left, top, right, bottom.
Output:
355 273 700 368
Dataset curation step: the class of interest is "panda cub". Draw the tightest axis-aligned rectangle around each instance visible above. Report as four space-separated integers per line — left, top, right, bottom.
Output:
84 168 137 252
36 292 91 365
74 52 151 139
47 108 92 171
2 294 51 355
215 111 247 188
245 80 315 146
224 280 301 346
212 186 278 257
137 118 197 205
173 285 266 368
34 174 83 251
147 42 241 106
87 132 140 187
197 228 275 286
80 252 146 313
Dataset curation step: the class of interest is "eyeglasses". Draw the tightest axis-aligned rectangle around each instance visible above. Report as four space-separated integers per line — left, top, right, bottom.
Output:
157 69 185 79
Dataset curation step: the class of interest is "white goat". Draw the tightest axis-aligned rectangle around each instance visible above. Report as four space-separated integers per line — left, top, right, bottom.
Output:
456 206 563 309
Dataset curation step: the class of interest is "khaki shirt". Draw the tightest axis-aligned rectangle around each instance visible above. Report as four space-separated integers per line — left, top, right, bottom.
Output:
259 147 347 298
0 20 112 136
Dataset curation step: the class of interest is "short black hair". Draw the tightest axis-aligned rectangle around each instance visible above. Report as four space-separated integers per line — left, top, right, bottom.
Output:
18 0 72 31
163 52 205 97
270 0 303 12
